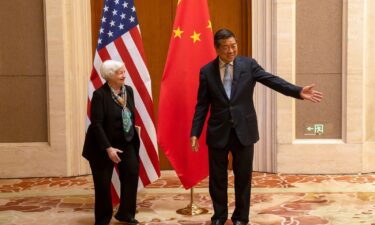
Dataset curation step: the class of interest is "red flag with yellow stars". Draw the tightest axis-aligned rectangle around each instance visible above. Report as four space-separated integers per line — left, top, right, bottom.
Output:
157 0 216 189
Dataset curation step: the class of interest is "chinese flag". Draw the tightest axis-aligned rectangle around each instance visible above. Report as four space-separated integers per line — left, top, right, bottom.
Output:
157 0 216 189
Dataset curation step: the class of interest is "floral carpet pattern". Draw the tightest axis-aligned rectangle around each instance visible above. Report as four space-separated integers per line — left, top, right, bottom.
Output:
1 171 375 225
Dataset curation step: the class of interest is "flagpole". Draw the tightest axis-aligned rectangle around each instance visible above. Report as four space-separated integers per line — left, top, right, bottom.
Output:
176 187 208 215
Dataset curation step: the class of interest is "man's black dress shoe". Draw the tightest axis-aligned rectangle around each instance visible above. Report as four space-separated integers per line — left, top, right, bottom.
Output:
211 219 225 225
114 215 139 224
94 218 111 225
232 220 248 225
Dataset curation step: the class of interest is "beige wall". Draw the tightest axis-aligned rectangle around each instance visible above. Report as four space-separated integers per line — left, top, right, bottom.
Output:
363 0 375 171
275 0 375 174
295 0 342 139
0 0 91 178
0 0 47 143
365 0 375 142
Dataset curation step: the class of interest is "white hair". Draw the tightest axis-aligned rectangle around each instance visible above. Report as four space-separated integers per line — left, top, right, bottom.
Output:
100 60 125 80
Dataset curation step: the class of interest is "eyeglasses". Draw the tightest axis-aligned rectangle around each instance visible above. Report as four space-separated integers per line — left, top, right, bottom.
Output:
220 44 237 52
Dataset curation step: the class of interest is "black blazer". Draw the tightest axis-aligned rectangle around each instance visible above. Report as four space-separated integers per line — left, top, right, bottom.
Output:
82 83 140 160
191 56 302 148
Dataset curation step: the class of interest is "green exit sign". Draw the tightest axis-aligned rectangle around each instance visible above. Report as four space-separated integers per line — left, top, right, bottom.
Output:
304 124 324 136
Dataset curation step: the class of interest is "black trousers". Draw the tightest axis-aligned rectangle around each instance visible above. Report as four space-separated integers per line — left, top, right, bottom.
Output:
208 129 254 223
89 143 139 225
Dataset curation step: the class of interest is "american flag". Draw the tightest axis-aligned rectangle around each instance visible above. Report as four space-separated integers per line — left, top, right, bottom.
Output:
87 0 160 204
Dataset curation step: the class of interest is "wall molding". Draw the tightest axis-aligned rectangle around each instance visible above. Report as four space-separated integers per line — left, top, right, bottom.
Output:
0 0 92 178
252 0 277 172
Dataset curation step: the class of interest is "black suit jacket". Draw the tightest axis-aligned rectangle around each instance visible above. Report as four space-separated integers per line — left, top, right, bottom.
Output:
191 56 302 148
82 83 140 160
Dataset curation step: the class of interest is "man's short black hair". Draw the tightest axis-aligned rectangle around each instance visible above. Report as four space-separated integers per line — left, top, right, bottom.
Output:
214 28 235 49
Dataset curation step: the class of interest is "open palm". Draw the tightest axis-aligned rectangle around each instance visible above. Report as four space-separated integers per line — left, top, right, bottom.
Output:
300 84 323 103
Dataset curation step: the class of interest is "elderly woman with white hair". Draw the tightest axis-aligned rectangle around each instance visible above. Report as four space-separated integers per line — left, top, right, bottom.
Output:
83 60 140 225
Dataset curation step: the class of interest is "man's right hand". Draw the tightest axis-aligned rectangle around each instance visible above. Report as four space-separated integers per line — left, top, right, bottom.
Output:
106 147 123 163
190 136 199 152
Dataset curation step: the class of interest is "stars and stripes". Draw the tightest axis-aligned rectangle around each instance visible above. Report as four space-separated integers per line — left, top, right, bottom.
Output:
88 0 160 205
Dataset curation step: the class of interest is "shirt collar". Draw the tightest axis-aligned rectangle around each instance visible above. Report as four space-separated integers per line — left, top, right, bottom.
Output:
219 57 234 68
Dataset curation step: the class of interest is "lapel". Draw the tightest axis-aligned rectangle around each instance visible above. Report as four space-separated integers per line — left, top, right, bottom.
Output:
212 57 230 101
102 82 112 100
231 57 242 99
125 85 134 110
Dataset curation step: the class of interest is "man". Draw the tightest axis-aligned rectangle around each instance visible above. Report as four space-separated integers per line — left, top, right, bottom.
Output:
190 28 323 225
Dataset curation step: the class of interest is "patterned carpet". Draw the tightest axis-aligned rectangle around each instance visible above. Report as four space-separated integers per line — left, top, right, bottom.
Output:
1 171 375 225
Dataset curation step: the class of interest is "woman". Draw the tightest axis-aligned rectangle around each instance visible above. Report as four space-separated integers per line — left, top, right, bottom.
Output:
82 60 140 225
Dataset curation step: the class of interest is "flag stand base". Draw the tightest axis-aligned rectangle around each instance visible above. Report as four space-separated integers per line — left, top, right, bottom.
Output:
176 188 208 215
176 203 209 215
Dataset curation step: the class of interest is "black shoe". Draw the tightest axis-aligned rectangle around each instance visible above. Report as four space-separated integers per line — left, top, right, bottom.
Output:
114 215 139 224
94 221 110 225
211 219 225 225
94 218 111 225
232 220 248 225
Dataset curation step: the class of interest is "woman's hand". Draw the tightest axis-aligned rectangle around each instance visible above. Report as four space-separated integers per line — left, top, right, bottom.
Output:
106 147 123 163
